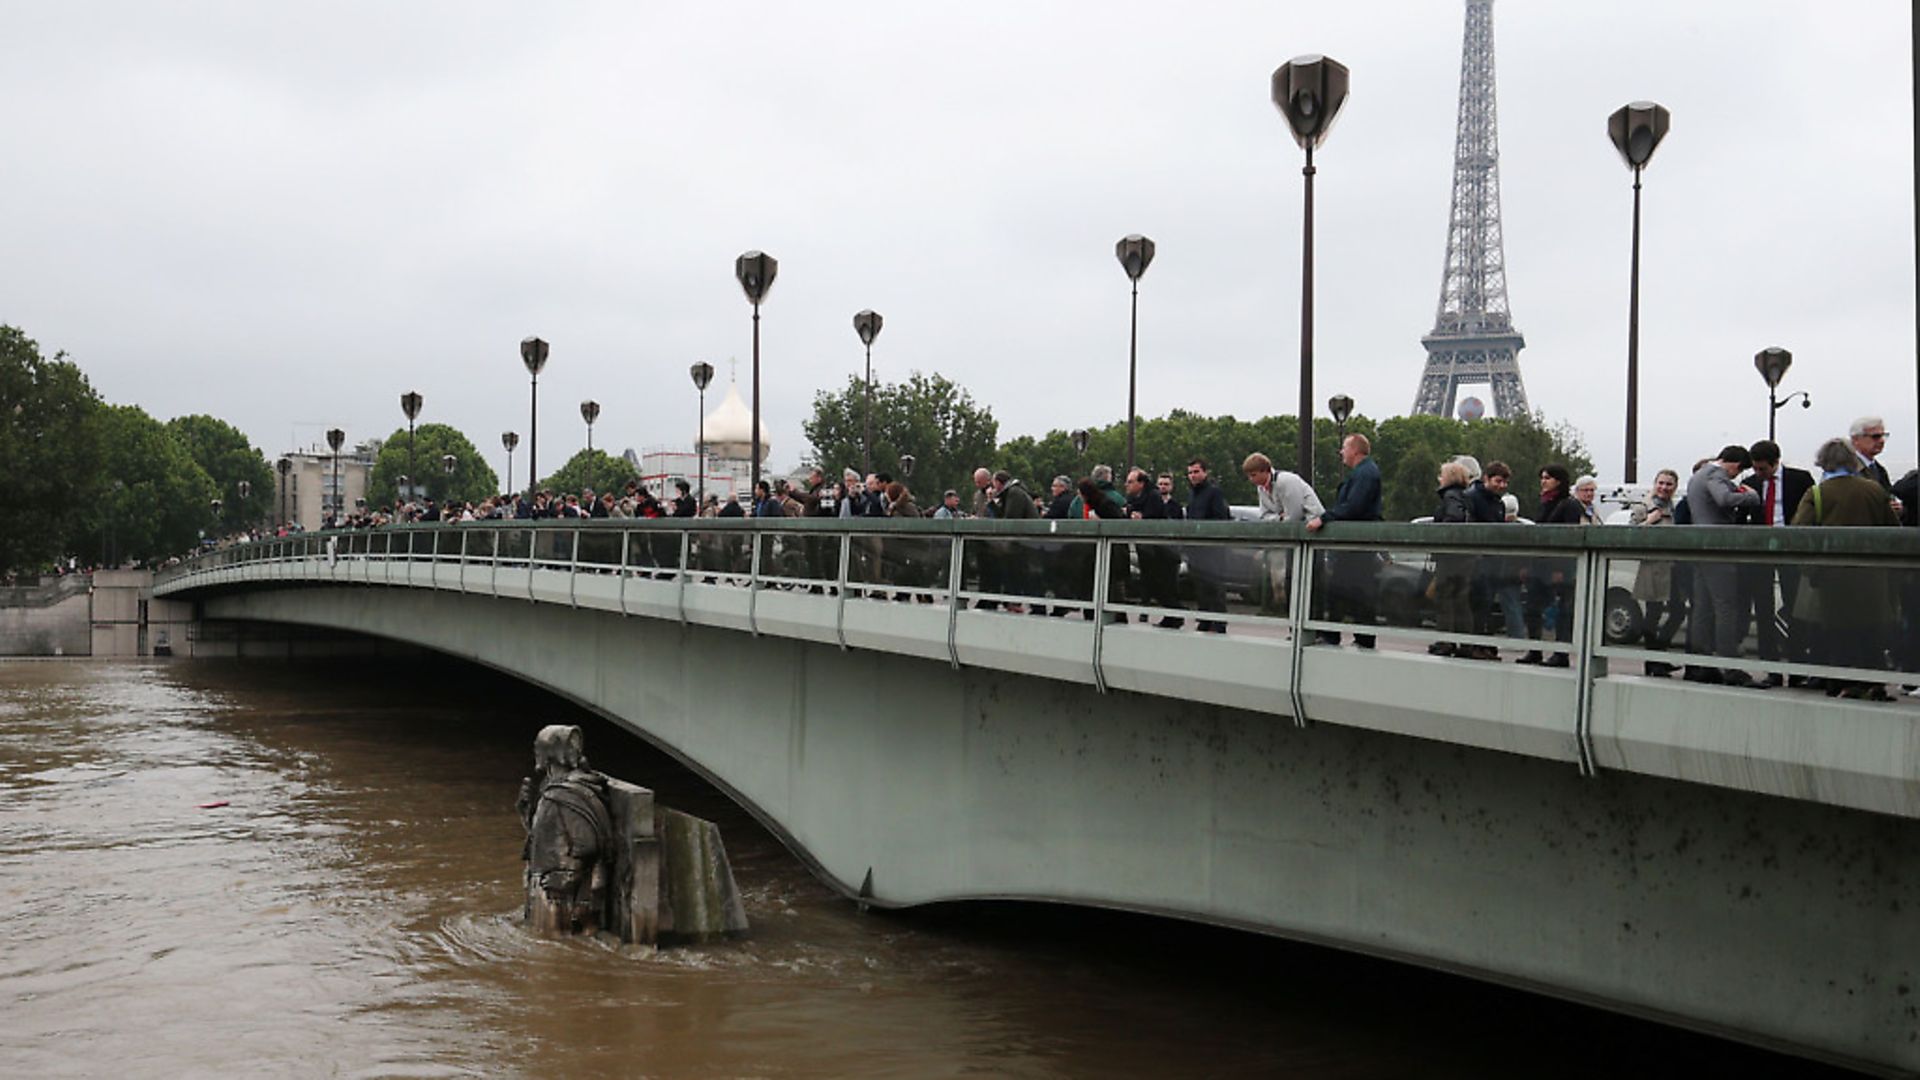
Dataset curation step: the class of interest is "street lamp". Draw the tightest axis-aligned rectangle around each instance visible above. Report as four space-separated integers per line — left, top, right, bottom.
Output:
236 480 250 528
326 427 345 525
400 390 423 503
898 453 915 479
1608 100 1671 484
1274 54 1350 481
854 310 884 475
1755 347 1810 442
690 362 715 506
397 475 410 512
734 250 778 498
1328 393 1354 441
276 456 290 527
1114 234 1156 477
501 432 519 496
581 399 601 494
442 454 457 500
521 336 550 495
1071 428 1091 457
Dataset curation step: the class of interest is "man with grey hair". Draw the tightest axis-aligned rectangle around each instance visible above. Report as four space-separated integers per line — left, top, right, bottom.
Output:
1044 475 1074 519
1849 417 1898 513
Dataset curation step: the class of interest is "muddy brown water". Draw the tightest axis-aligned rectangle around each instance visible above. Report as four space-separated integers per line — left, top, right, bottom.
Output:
0 658 1858 1078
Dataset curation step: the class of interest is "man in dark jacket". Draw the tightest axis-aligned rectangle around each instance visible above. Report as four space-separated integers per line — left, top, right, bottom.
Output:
1737 440 1813 682
1308 434 1384 647
1158 474 1185 520
1183 457 1232 632
1124 467 1184 627
1043 476 1074 520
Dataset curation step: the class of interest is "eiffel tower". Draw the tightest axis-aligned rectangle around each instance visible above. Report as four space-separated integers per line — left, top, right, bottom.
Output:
1411 0 1530 419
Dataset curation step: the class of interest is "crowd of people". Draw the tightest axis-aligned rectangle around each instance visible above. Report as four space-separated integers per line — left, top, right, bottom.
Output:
196 414 1913 698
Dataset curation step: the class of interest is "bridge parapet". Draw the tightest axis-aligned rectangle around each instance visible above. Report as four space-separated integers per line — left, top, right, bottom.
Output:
157 519 1920 820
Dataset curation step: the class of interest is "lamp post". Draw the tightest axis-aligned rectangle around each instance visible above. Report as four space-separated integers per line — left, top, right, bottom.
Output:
397 475 410 514
1754 347 1810 442
580 399 601 494
276 457 290 528
690 362 714 506
400 390 423 504
521 337 549 496
1071 428 1090 457
734 251 778 498
236 480 251 529
442 453 457 501
898 453 915 479
1608 100 1671 484
1274 54 1350 481
501 432 519 497
854 310 883 475
1328 393 1354 441
1114 234 1156 477
325 428 345 526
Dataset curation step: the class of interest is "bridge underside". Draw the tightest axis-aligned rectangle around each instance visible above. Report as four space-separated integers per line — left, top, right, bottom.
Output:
199 586 1916 1074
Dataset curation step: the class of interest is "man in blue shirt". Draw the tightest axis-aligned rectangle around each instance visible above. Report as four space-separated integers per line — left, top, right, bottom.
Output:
1308 434 1384 648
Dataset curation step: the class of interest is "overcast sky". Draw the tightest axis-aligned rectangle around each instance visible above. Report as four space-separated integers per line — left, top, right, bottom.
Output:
2 1 1912 486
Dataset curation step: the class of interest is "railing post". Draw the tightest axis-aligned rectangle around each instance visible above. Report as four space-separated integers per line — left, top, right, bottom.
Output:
568 528 581 608
838 531 854 652
1572 546 1602 777
676 526 691 626
618 530 631 616
1287 538 1314 728
747 525 762 637
944 534 963 670
1090 534 1110 694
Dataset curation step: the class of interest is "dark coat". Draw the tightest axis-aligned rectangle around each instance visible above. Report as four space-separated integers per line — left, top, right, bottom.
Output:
718 499 745 518
1893 470 1919 527
1044 489 1074 519
1736 466 1814 527
1321 457 1383 522
1434 482 1473 524
1536 491 1582 526
995 480 1038 520
1465 480 1504 524
1186 479 1231 522
1125 486 1167 520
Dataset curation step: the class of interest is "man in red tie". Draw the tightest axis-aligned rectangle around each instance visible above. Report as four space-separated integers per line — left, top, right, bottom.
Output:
1739 440 1815 685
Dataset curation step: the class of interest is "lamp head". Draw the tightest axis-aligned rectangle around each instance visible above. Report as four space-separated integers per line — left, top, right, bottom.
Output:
898 453 915 478
237 480 251 499
502 431 519 453
1272 55 1350 150
520 336 550 377
853 310 883 346
326 428 345 453
1607 101 1671 169
1753 346 1792 390
400 390 423 422
580 400 601 426
1070 428 1090 455
1114 235 1156 281
442 453 457 475
277 457 291 477
689 361 714 391
734 251 778 304
1328 394 1354 424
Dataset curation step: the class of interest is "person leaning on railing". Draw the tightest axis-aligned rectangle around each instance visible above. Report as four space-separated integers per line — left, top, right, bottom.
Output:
1428 460 1476 657
1628 468 1685 677
1791 436 1899 700
1518 463 1582 667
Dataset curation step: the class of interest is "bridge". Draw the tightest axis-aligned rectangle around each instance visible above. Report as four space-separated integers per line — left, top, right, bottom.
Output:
156 518 1920 1075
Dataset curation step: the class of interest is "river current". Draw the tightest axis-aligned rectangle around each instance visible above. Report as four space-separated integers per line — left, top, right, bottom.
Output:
0 659 1852 1078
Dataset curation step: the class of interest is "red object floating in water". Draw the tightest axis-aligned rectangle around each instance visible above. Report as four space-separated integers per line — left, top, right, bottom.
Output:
196 800 230 809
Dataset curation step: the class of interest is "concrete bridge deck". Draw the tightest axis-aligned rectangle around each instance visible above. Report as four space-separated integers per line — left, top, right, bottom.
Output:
156 520 1920 1074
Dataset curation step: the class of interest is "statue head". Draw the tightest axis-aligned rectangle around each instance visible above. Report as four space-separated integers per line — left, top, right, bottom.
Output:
533 724 588 777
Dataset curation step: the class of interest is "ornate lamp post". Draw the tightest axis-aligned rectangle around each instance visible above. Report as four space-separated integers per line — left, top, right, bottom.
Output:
1608 100 1671 483
442 454 457 500
276 456 290 527
1273 54 1350 481
1114 234 1156 477
854 310 884 475
325 427 345 525
400 390 423 502
734 251 778 498
580 399 601 494
235 480 251 529
521 337 550 495
501 431 519 496
1754 347 1809 442
689 362 714 506
1328 393 1354 441
1071 428 1090 457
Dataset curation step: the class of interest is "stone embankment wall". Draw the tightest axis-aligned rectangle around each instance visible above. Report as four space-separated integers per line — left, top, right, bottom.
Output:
0 576 93 656
0 570 198 657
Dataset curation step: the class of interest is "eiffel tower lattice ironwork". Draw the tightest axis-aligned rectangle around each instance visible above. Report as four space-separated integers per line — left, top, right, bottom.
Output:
1412 0 1530 420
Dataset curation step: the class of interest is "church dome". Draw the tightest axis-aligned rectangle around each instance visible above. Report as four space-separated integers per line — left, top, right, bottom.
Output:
701 381 771 462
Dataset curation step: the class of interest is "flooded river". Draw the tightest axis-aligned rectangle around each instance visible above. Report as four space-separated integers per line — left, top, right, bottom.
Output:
0 659 1855 1078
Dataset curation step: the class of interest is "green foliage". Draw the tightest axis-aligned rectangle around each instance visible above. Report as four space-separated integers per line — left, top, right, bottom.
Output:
537 449 640 498
1372 412 1594 521
0 326 106 576
88 405 217 564
803 371 999 503
368 423 500 507
165 414 274 533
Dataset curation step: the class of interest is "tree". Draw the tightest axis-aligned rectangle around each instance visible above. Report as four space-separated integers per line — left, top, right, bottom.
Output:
538 449 640 498
804 371 999 502
0 325 106 577
1372 412 1594 522
166 414 274 533
86 405 217 564
367 423 500 507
